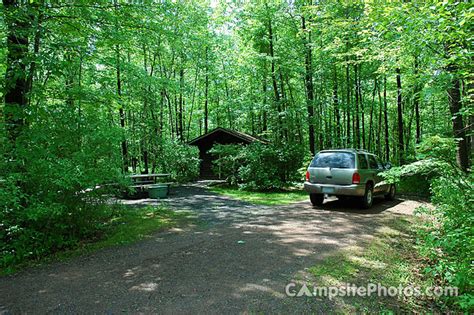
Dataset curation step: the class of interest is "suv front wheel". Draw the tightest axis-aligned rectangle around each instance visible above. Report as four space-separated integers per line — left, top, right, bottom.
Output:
361 184 374 209
310 193 324 206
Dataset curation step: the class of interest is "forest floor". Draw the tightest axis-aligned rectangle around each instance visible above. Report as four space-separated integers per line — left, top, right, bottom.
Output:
0 185 437 313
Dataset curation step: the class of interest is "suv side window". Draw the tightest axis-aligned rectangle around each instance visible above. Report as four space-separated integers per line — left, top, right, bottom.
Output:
374 156 384 169
358 154 368 169
368 155 378 169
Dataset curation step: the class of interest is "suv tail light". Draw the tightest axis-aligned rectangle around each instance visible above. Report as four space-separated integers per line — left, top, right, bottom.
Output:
305 170 310 181
352 172 361 184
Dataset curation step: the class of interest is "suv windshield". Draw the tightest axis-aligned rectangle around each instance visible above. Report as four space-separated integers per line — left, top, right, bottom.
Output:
310 152 355 169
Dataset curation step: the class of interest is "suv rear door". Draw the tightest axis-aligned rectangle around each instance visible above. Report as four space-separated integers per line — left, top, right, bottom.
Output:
357 153 372 185
367 154 384 193
308 151 355 185
372 155 389 193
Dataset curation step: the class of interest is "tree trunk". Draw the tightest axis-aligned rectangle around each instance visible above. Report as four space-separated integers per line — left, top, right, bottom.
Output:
358 65 365 149
396 67 405 164
346 60 351 147
178 68 184 141
302 16 315 154
116 46 128 172
376 80 383 156
186 67 199 140
333 65 341 148
447 72 469 171
414 56 421 144
268 17 283 140
262 66 268 132
204 47 209 134
383 75 390 161
26 1 43 104
222 61 233 130
3 0 30 147
368 78 377 152
354 64 361 148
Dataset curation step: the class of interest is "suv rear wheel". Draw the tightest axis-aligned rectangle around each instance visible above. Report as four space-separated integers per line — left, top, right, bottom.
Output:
310 193 324 206
361 184 374 209
385 184 396 201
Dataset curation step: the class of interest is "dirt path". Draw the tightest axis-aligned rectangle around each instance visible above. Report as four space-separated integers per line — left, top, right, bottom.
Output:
0 186 428 314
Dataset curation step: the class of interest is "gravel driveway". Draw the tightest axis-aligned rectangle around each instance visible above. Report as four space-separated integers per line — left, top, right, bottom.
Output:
0 186 427 314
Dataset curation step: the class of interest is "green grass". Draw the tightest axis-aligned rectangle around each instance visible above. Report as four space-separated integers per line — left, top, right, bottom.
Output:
306 215 437 313
1 205 194 275
86 205 194 249
209 186 308 206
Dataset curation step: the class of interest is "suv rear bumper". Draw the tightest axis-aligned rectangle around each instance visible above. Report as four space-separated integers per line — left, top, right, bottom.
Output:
304 182 366 196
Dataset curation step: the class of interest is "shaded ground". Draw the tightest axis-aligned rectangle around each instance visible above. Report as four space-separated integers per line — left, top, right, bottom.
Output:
0 185 430 314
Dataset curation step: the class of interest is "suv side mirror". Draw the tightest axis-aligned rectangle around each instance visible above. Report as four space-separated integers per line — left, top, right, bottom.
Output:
384 162 392 170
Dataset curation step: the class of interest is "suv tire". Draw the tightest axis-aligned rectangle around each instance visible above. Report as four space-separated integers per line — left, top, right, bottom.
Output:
361 184 374 209
310 193 324 206
385 184 396 201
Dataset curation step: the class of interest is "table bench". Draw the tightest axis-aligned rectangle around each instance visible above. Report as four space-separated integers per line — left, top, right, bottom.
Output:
125 174 172 198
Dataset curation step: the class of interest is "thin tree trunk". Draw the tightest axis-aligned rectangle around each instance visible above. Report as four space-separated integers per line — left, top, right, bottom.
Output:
262 67 268 132
377 80 383 156
346 60 351 147
383 75 390 161
333 65 341 147
222 61 233 130
359 65 365 149
204 46 209 134
414 56 421 144
26 1 43 105
368 78 377 151
186 67 200 140
113 0 128 172
396 67 405 164
268 17 282 140
178 68 184 141
354 64 361 148
116 46 128 172
302 16 315 154
165 91 174 138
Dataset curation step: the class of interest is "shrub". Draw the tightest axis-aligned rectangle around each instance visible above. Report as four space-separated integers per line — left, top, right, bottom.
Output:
158 141 200 183
0 105 123 271
381 136 473 311
210 142 305 191
209 144 245 186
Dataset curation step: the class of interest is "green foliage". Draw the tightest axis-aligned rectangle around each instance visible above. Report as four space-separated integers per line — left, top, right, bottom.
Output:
0 107 124 271
238 142 305 190
209 144 245 186
1 204 193 275
0 3 471 312
381 136 473 311
210 142 305 191
419 171 473 311
158 141 200 183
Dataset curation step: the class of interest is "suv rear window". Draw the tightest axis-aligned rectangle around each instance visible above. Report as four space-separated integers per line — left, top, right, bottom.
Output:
310 152 355 169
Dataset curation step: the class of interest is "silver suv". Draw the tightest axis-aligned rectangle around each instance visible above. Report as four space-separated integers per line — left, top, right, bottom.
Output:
304 149 395 208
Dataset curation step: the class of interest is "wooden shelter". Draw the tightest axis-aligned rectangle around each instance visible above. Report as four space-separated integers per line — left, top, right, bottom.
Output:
188 127 266 179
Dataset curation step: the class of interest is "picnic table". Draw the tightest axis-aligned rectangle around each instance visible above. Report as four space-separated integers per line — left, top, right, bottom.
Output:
127 173 171 188
125 173 172 199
